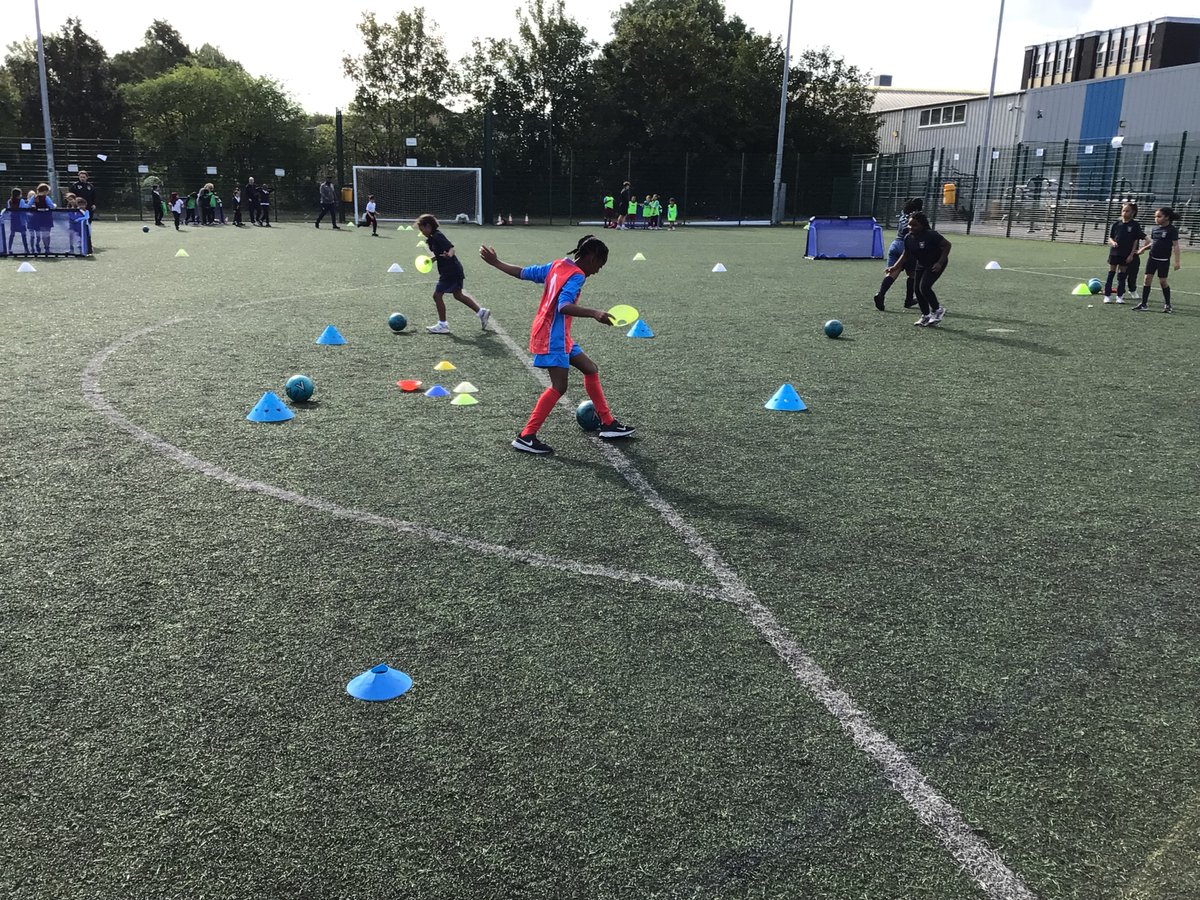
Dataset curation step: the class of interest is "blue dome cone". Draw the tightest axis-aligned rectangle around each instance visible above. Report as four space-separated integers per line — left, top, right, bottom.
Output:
627 319 654 338
316 325 346 345
765 384 808 412
424 384 450 398
247 391 294 422
347 664 413 701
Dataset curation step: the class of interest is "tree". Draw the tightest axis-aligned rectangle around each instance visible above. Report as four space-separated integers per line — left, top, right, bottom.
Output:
109 20 190 87
590 0 780 155
192 43 244 72
4 18 122 138
120 64 313 186
0 68 19 134
787 48 879 157
342 11 455 166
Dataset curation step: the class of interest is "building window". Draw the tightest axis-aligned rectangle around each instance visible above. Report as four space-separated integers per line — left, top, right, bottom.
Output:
1047 45 1057 76
1133 26 1146 65
1064 42 1075 75
1055 42 1065 74
919 104 966 128
1119 32 1131 65
1035 46 1045 77
1095 37 1108 70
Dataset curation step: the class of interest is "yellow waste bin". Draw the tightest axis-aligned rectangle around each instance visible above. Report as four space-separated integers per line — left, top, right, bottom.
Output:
942 182 957 206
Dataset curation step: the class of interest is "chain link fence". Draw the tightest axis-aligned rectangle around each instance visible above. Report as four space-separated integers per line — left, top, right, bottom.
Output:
10 132 1194 244
848 133 1199 246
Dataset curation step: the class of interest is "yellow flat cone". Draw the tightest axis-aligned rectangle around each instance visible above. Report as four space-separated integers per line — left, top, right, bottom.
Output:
434 360 456 371
452 381 478 393
450 393 479 406
175 248 189 257
397 224 405 231
417 240 428 248
632 252 646 261
1072 283 1091 295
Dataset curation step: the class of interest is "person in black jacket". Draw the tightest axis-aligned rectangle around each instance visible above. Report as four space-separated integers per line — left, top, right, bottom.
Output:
150 184 165 226
244 177 260 225
72 171 97 219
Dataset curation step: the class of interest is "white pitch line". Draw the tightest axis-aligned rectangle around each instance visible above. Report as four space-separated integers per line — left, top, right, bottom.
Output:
85 297 1037 900
81 321 723 605
1003 266 1200 297
489 317 1037 900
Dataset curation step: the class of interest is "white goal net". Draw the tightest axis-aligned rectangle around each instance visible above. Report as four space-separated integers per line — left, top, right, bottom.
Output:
352 166 483 225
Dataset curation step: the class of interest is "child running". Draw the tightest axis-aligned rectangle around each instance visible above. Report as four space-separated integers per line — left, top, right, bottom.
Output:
885 212 951 327
1103 202 1145 303
480 234 635 455
874 197 922 311
1133 207 1181 313
416 213 490 333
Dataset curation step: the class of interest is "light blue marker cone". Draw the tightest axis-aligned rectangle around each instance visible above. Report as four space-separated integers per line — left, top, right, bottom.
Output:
346 664 413 701
627 319 654 338
246 391 294 422
765 384 807 412
316 325 346 345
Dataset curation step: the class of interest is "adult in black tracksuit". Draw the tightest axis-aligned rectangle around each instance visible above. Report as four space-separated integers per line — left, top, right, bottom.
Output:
315 177 340 229
886 212 951 327
244 177 260 225
72 171 97 219
150 184 164 226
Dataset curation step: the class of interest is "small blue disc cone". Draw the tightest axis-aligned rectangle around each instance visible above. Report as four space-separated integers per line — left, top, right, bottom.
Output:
347 664 413 701
424 384 450 398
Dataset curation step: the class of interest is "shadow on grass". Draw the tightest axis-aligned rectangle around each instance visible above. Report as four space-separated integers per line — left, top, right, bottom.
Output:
937 326 1069 358
950 310 1033 327
617 445 810 533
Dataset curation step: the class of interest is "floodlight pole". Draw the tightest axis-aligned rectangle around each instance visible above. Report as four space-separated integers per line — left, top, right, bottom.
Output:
770 0 795 225
34 0 58 198
973 0 1006 226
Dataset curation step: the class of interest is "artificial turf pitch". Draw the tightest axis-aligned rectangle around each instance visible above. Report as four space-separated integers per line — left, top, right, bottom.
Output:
3 220 1199 899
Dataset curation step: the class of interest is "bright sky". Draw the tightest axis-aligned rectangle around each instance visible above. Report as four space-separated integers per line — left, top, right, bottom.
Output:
14 0 1200 114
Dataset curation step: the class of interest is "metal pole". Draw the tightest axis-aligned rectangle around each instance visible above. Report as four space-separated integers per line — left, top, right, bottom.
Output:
738 152 745 225
33 0 58 198
973 0 1005 226
967 145 981 234
1051 139 1068 241
770 0 795 224
1170 131 1187 206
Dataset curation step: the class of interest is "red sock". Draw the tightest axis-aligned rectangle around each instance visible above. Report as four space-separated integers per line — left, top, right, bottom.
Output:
583 373 614 425
521 387 563 437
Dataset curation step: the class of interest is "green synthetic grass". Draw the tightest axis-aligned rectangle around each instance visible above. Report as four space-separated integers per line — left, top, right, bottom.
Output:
3 220 1199 900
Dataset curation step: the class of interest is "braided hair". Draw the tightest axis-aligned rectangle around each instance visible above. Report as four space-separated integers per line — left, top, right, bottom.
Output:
570 234 608 264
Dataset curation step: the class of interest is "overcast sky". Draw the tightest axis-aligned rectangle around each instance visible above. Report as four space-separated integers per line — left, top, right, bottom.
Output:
12 0 1200 114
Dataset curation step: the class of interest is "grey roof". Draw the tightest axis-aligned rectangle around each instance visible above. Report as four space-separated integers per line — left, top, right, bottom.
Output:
870 87 988 113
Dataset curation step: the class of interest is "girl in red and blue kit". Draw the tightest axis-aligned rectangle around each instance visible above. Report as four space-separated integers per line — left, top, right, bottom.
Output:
480 234 636 455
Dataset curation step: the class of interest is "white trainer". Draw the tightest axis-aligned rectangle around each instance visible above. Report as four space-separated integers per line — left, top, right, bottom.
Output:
477 308 491 331
928 306 947 325
914 314 931 327
1114 296 1125 304
425 322 450 334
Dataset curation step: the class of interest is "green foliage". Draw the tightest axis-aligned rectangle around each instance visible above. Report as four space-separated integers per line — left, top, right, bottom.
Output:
789 48 880 157
120 64 312 183
3 18 122 137
341 11 459 166
0 68 19 134
109 20 190 87
591 0 782 154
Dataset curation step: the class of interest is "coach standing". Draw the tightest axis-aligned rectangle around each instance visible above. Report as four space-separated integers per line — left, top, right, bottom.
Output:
315 176 340 229
244 176 260 226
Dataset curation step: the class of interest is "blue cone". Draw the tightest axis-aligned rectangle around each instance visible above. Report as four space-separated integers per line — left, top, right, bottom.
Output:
247 391 295 422
765 384 808 412
316 325 346 345
424 384 450 398
627 319 654 338
346 664 413 701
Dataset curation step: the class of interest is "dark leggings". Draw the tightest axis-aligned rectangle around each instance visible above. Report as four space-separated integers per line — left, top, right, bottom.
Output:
914 265 945 315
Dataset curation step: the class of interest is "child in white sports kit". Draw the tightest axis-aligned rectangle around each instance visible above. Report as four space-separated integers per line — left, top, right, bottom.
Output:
416 213 490 334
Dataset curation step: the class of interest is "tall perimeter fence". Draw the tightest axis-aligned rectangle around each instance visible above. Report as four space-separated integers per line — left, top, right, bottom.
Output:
2 132 1196 247
850 133 1199 246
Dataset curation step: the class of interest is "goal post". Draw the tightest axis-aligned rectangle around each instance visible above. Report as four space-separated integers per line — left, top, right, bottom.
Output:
352 166 483 225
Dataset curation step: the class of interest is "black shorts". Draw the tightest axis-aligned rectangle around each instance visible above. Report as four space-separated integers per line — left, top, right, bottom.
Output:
1145 257 1171 278
1108 250 1134 266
